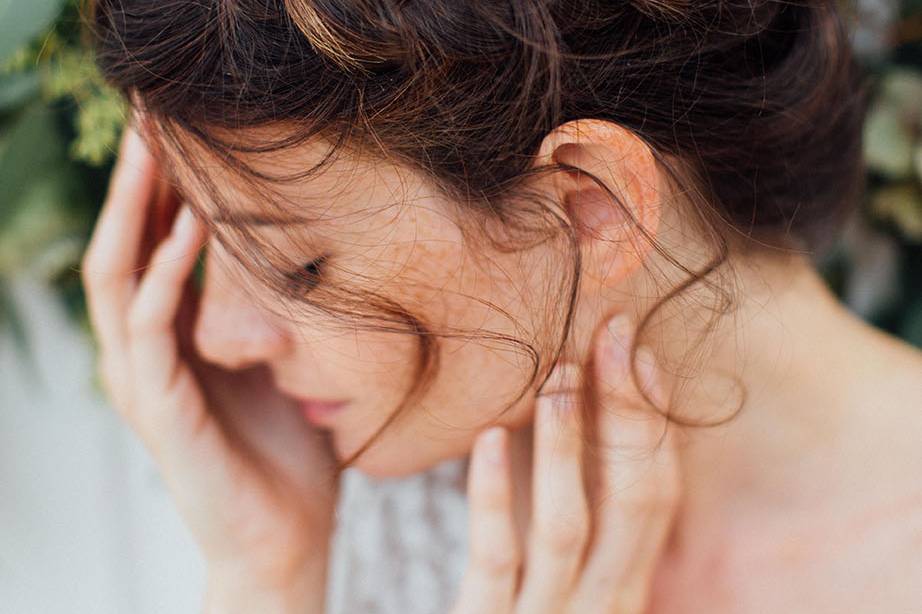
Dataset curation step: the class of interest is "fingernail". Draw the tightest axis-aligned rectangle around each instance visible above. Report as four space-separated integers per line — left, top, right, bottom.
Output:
540 364 580 410
539 390 577 419
174 206 197 238
542 363 580 394
605 313 632 367
121 125 146 158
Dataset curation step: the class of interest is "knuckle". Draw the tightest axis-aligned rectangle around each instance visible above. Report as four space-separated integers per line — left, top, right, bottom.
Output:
126 301 159 338
609 586 645 614
79 250 104 289
620 481 679 516
660 467 682 504
647 456 682 508
80 259 125 299
471 543 519 576
538 425 580 457
536 513 589 556
476 484 511 513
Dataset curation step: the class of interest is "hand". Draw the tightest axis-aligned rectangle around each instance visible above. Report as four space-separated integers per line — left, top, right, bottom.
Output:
80 123 337 612
451 314 681 614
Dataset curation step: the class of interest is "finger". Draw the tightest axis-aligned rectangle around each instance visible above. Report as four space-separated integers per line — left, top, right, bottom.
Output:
128 205 206 388
452 427 519 614
81 125 160 358
514 365 589 614
571 314 681 613
140 171 184 266
125 206 206 445
167 194 206 362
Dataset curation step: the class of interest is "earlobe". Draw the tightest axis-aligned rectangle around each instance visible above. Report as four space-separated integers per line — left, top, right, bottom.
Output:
536 119 662 286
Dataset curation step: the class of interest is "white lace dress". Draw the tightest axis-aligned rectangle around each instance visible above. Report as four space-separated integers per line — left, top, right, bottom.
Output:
324 459 470 614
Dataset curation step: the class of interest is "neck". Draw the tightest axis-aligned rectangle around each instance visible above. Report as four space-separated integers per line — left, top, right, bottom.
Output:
639 246 893 549
510 227 917 564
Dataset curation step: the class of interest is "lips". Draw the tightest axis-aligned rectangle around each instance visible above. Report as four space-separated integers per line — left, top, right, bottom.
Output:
296 399 348 426
273 378 349 427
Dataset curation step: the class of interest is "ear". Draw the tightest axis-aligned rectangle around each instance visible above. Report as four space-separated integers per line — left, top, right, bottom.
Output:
535 119 662 287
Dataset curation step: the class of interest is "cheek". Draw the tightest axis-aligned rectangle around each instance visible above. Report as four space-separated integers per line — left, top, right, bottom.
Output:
302 206 555 473
284 321 419 407
383 227 545 409
344 331 538 477
344 249 544 474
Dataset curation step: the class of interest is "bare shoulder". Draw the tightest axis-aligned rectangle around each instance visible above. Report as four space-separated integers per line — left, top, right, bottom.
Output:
842 326 922 610
652 317 922 614
650 497 922 614
740 323 922 612
788 321 922 611
835 489 922 612
843 318 922 452
707 489 922 613
860 319 922 396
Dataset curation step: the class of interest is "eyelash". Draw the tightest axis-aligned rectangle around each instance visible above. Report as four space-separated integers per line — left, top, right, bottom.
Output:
284 254 327 294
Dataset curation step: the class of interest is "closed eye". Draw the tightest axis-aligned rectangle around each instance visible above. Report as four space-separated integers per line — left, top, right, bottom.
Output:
284 254 327 294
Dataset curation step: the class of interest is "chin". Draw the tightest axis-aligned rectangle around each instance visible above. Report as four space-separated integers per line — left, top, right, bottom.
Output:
344 448 435 478
330 433 418 478
332 432 466 479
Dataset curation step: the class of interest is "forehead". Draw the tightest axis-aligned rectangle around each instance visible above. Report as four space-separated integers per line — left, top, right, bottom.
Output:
157 124 421 226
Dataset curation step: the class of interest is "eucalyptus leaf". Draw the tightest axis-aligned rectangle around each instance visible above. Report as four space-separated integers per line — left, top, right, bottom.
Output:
0 0 65 63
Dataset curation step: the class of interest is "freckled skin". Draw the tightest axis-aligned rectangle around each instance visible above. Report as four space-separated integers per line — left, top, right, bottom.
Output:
183 138 559 476
156 123 922 610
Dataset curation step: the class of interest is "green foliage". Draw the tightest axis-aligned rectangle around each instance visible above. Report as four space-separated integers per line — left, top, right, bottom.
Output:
865 68 922 242
0 0 124 359
44 45 126 165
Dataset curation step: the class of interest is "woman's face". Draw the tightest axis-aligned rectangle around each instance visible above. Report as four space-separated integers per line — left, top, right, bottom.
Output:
176 135 568 476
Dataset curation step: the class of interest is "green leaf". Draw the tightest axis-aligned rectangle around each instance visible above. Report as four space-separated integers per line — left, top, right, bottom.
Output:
0 0 65 63
72 88 126 166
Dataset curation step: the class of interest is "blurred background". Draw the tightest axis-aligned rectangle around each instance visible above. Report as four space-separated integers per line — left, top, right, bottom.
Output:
1 1 920 613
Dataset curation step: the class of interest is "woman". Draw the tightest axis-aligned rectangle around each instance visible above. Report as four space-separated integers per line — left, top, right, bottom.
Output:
80 0 922 612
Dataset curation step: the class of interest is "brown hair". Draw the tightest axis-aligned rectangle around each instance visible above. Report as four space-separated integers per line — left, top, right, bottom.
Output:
89 0 869 464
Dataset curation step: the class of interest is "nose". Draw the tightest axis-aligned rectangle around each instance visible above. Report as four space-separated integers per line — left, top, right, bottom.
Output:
193 243 292 370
